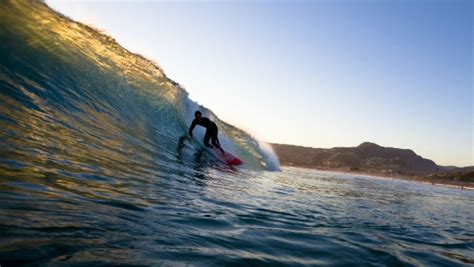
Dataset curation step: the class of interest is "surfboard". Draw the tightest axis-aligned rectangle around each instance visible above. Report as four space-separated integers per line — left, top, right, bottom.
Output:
186 136 243 166
209 147 243 166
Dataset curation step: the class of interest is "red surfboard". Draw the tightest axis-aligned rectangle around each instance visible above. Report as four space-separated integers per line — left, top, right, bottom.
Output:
188 136 243 166
211 147 243 166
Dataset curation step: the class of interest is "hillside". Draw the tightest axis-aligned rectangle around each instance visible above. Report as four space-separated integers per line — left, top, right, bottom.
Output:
272 142 441 175
271 142 474 187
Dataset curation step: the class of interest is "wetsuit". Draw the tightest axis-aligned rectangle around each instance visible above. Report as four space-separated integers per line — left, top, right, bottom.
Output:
189 117 220 148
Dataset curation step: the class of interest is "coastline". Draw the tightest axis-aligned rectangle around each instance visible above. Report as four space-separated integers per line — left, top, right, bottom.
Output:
282 165 474 190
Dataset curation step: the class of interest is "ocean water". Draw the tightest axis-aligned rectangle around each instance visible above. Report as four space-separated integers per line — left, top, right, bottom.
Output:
1 165 473 266
1 1 473 266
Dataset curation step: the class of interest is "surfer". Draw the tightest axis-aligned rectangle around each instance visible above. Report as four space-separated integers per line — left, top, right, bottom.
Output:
189 111 224 153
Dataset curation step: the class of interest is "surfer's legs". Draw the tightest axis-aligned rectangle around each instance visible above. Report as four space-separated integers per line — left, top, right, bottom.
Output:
203 130 212 148
211 129 224 153
211 133 219 147
204 128 223 152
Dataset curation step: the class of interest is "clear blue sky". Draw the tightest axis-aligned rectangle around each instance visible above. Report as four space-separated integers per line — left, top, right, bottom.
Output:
47 0 472 166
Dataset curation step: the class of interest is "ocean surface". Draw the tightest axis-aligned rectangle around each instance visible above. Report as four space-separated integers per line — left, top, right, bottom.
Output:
1 1 473 266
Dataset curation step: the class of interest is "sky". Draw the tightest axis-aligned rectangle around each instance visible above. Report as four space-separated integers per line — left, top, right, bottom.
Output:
47 0 472 166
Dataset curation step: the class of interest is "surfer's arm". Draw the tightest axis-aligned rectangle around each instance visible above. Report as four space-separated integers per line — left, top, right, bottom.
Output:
188 120 196 137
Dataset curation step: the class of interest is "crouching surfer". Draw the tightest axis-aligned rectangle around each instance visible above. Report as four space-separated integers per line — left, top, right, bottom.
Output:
189 111 225 154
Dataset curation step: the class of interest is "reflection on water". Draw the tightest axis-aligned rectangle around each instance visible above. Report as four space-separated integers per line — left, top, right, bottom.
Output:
1 0 473 266
5 160 473 266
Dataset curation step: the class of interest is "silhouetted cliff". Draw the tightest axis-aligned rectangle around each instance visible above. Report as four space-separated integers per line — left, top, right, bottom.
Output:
271 142 439 175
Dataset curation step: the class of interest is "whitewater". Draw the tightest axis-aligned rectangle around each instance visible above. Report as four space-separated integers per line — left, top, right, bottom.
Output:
0 1 473 266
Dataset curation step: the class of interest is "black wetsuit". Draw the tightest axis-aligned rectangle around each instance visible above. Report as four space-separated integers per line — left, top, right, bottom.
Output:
189 117 220 148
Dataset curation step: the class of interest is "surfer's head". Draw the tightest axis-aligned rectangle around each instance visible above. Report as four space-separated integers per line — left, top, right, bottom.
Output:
194 111 202 121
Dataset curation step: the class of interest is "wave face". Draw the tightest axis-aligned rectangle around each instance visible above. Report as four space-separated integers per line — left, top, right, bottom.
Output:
0 0 280 175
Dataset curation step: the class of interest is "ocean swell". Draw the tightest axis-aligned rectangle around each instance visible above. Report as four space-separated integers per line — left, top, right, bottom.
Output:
0 0 280 175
